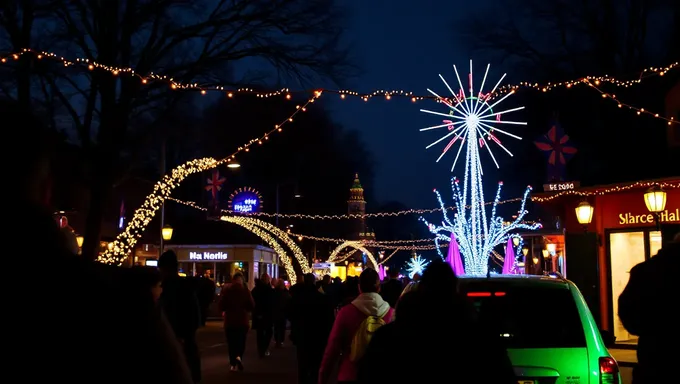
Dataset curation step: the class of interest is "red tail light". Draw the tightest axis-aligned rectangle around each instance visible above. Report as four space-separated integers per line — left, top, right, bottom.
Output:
467 292 505 297
599 357 619 384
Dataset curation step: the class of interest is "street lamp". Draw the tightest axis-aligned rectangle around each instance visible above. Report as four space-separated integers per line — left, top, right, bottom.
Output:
162 225 174 241
644 185 666 229
76 235 84 248
575 200 594 230
512 236 520 247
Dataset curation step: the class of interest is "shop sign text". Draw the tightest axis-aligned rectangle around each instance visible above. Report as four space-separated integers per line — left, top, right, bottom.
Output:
543 181 580 192
189 251 228 260
618 208 679 225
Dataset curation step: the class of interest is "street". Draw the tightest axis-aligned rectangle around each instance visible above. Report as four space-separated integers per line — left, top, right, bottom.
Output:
196 321 632 384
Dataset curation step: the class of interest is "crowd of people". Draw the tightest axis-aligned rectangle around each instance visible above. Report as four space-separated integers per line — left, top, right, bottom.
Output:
9 97 677 384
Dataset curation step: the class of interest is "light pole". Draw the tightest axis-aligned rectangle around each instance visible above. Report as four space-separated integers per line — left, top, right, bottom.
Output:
160 224 173 255
643 184 667 230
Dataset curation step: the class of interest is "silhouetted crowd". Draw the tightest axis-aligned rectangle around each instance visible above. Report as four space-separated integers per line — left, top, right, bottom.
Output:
7 97 679 384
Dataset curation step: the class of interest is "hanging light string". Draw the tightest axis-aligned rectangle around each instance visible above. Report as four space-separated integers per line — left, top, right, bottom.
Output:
99 95 320 264
532 180 680 202
584 80 677 125
168 178 679 221
3 48 677 102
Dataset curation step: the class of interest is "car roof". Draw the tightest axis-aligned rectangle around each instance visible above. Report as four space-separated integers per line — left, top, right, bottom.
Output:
458 274 571 290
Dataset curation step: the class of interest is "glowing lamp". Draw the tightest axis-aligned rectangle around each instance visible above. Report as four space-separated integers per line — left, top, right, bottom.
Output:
532 256 539 265
643 185 666 213
575 201 594 225
227 162 241 169
512 237 520 247
161 225 174 241
76 235 84 248
522 247 529 257
547 243 556 254
542 249 549 258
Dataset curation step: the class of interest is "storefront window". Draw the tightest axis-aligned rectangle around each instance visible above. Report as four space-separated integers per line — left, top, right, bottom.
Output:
649 231 662 257
609 231 646 342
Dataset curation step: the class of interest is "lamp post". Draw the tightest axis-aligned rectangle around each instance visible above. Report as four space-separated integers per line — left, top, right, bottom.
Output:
160 224 173 256
644 184 667 230
575 200 594 231
76 235 84 255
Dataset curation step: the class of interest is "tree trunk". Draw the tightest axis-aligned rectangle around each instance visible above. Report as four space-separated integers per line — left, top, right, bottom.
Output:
81 158 112 262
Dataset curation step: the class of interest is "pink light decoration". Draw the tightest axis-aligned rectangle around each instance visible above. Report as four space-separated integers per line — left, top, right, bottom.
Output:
502 237 516 274
447 232 465 276
378 265 386 280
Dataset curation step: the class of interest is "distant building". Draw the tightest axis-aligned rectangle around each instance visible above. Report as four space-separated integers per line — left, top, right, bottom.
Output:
345 173 375 266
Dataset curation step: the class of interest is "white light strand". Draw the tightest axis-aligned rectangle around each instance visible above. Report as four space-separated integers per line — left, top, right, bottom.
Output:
327 241 379 270
405 255 430 279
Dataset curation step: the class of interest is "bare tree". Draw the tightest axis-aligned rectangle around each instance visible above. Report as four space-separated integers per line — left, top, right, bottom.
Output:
461 0 678 80
3 0 356 261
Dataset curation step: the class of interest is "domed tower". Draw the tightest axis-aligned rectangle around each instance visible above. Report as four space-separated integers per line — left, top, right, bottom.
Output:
347 173 375 242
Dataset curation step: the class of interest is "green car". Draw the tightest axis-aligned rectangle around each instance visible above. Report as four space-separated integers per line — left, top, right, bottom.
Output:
459 275 621 384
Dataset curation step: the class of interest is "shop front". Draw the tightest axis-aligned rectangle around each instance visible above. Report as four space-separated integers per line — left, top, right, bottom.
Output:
535 179 680 344
164 244 280 290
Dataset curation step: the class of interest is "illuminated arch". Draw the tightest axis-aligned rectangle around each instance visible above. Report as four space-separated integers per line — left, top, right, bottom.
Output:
100 157 224 265
224 218 298 283
328 241 379 270
220 216 311 274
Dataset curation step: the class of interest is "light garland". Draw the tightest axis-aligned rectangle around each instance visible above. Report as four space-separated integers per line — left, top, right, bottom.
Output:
587 81 676 125
4 48 678 124
532 180 680 202
419 62 542 276
327 241 379 270
99 95 320 264
222 218 297 283
220 215 311 274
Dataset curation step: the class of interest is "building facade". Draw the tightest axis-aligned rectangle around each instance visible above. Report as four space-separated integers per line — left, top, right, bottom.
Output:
534 179 680 344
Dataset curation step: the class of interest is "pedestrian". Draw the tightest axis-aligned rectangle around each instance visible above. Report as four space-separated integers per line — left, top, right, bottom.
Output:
252 273 276 357
289 273 335 384
379 269 403 308
318 268 393 384
159 251 202 384
219 272 254 371
4 98 193 384
273 278 291 347
618 232 680 384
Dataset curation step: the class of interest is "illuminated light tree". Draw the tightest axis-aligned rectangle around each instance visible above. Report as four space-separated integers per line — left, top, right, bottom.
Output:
405 255 430 279
418 61 541 276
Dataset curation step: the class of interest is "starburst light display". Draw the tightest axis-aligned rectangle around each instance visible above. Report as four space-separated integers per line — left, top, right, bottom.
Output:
419 61 541 276
405 255 430 279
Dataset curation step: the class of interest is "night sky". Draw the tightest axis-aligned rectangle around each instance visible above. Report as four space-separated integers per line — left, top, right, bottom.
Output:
330 0 504 208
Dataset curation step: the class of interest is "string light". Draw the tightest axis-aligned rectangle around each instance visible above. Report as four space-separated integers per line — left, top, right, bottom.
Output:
4 48 677 107
532 180 680 202
220 215 311 273
586 81 677 125
99 95 320 265
222 218 297 282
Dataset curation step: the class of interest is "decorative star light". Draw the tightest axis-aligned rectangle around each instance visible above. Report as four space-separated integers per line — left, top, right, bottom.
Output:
418 61 541 276
405 255 430 279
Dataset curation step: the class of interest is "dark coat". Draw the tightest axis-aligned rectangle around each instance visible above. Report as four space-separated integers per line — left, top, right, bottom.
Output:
618 241 679 383
251 282 276 327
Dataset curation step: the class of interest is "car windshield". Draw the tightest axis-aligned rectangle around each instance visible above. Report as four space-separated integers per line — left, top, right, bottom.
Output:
462 283 587 349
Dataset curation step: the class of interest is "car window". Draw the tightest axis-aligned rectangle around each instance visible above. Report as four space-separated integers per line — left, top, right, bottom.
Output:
463 285 587 348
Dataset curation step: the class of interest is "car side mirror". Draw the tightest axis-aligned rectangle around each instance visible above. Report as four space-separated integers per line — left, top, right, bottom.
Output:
600 329 616 347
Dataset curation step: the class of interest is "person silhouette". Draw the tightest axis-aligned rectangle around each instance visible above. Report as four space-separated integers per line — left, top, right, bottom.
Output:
619 232 680 384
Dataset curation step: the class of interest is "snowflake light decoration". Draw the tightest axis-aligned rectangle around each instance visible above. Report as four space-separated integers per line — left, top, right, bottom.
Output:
418 61 541 276
405 255 430 279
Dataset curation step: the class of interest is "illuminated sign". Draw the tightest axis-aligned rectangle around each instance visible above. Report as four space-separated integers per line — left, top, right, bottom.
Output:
189 251 228 260
228 187 263 214
543 181 580 192
618 208 679 225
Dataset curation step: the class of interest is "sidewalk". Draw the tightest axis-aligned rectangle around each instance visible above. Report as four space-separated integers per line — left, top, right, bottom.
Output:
609 348 637 368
